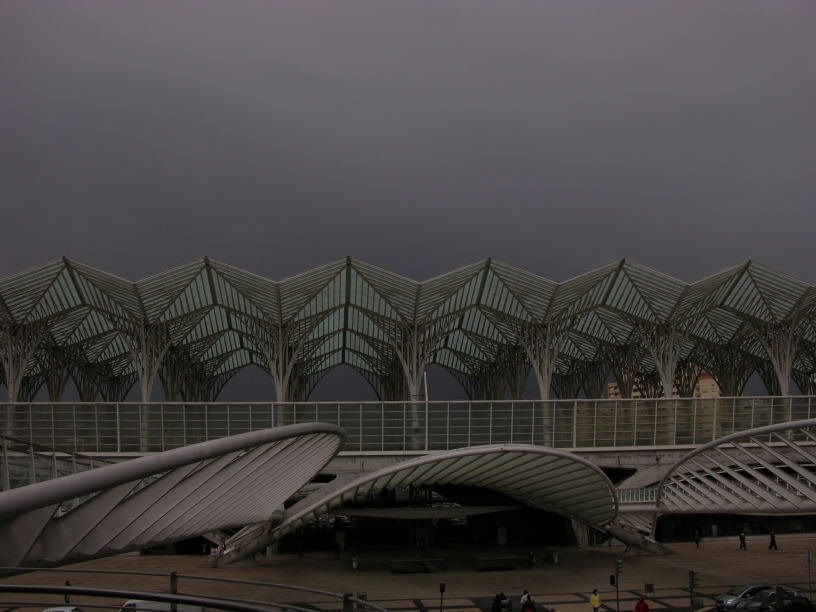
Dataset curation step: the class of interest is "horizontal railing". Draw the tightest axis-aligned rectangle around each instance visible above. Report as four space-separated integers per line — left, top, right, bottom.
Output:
1 396 813 454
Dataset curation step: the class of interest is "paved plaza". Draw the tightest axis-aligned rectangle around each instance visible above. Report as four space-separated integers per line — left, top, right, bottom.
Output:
1 535 814 611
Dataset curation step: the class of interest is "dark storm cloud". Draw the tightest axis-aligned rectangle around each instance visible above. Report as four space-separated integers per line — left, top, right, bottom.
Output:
2 0 816 283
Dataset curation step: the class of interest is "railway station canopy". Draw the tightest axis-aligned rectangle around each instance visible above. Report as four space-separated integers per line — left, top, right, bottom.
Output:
2 257 816 403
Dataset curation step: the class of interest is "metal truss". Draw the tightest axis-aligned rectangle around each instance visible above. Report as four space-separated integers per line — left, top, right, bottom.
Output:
2 257 816 403
657 418 816 514
0 423 344 569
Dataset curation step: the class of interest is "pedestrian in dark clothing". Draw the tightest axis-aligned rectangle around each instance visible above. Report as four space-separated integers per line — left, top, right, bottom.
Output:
693 528 700 549
492 594 503 612
739 530 747 550
769 530 778 550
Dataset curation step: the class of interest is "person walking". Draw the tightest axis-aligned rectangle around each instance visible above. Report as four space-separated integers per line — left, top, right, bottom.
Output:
769 529 778 550
693 528 700 549
590 589 602 612
739 530 747 550
521 590 533 612
634 597 650 612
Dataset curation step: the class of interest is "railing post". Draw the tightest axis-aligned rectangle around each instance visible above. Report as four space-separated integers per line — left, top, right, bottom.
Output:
381 403 385 452
654 401 658 446
446 402 450 450
468 403 472 447
713 398 719 441
751 397 756 430
613 400 618 447
593 400 597 447
531 401 535 445
116 403 121 453
424 400 428 451
692 399 697 445
673 399 678 446
572 400 578 448
489 402 493 445
29 444 35 484
1 436 9 491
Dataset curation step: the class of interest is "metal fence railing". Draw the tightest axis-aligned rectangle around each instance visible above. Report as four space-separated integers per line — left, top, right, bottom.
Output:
1 396 813 455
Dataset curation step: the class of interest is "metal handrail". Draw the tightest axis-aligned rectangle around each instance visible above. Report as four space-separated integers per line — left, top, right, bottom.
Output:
0 566 388 612
1 396 811 455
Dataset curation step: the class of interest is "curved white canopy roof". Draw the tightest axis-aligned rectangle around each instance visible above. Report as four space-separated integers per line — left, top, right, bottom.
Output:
657 418 816 514
280 444 614 539
0 423 344 568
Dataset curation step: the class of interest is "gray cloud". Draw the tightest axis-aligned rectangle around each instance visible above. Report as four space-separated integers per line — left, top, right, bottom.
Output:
2 0 816 283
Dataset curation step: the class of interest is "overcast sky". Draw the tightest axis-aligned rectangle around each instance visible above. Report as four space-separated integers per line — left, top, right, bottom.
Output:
3 0 816 286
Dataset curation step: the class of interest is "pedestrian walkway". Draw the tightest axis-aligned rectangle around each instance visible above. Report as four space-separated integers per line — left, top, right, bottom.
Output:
1 536 813 611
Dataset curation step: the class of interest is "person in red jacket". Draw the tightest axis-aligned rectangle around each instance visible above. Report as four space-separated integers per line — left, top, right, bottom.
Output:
634 597 650 612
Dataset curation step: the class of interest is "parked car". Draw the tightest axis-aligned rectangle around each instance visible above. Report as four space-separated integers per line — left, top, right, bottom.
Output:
716 585 775 609
736 589 813 612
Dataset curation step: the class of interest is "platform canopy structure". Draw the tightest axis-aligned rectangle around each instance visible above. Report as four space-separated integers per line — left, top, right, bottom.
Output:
216 444 618 565
2 257 816 403
656 418 816 516
0 423 344 569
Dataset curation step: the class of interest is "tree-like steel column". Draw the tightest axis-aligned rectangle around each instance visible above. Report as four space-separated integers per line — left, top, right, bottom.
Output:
697 339 755 397
792 344 816 394
637 322 682 399
604 343 643 399
128 323 173 451
71 362 108 402
247 309 337 409
551 364 583 400
748 320 800 396
1 321 47 402
578 360 611 399
129 323 173 402
500 344 531 400
754 356 782 396
36 343 76 402
99 372 137 402
674 359 704 398
520 320 569 401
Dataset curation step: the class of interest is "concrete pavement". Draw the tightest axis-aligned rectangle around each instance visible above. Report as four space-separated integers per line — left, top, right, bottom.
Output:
1 535 814 611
